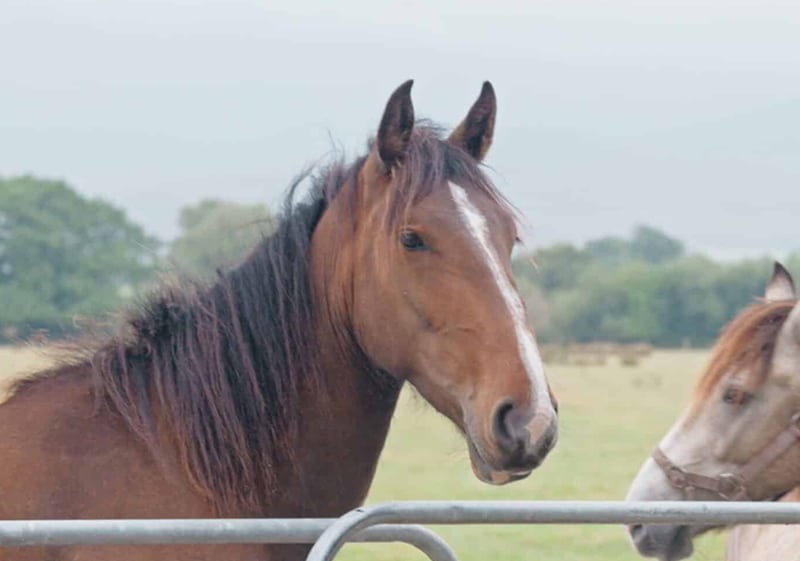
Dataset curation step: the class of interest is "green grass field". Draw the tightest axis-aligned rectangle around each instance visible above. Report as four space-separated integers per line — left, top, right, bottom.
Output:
346 350 727 561
0 347 727 560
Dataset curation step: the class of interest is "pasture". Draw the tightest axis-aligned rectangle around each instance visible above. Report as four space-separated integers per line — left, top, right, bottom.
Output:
0 347 727 560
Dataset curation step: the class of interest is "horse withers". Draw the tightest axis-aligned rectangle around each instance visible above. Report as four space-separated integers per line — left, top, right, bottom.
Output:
0 81 558 560
626 262 800 561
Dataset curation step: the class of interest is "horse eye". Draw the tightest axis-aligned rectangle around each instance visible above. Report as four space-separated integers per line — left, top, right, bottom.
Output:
722 387 751 406
400 230 428 251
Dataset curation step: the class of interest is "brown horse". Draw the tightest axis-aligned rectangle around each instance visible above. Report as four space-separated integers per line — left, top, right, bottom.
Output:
0 81 558 560
626 262 800 561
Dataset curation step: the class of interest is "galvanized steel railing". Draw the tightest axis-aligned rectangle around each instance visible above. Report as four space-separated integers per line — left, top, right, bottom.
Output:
0 518 457 561
3 501 800 561
307 500 800 561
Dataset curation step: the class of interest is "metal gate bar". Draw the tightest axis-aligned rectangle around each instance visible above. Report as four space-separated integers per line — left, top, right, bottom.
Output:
0 519 456 561
6 501 800 561
305 500 800 561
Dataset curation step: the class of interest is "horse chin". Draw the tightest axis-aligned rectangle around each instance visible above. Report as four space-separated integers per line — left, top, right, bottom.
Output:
629 524 695 561
467 440 532 485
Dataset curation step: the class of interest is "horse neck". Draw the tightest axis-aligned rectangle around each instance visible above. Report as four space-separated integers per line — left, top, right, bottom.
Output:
277 207 402 516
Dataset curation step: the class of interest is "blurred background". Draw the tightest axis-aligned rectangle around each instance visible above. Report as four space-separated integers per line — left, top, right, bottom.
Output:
1 1 799 559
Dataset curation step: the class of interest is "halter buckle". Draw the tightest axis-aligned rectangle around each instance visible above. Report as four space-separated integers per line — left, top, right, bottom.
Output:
717 473 747 500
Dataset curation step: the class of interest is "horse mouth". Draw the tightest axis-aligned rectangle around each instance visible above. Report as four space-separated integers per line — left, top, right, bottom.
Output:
467 439 533 485
629 524 694 561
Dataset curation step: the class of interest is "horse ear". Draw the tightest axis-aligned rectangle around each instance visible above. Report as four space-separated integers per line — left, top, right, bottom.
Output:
448 81 497 161
376 80 415 171
765 262 796 302
776 300 800 362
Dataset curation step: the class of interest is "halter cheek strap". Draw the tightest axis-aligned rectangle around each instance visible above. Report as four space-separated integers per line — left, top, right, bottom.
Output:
653 412 800 501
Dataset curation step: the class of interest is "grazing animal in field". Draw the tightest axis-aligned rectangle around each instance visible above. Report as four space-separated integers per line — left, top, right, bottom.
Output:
626 262 800 561
0 81 558 560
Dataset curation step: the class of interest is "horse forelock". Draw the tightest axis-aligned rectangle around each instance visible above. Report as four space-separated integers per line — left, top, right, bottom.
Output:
689 300 796 416
388 123 514 230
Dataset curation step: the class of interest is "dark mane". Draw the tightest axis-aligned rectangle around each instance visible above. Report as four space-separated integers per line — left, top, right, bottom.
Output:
92 174 332 514
12 122 509 514
690 299 796 414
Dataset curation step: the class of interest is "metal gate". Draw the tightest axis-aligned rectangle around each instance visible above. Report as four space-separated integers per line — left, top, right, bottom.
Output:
2 501 800 560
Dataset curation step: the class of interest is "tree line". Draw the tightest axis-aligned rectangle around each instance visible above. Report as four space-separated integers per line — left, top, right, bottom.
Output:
1 175 796 347
0 176 272 339
513 227 800 347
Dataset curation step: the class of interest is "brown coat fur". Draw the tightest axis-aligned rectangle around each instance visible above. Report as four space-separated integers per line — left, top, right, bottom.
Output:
0 83 557 560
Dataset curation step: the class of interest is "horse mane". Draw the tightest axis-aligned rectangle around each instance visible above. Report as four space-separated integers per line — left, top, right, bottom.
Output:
690 299 796 414
10 123 509 514
93 174 332 514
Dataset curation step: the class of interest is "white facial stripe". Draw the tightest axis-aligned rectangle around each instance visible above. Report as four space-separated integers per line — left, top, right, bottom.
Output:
448 182 551 411
627 414 708 501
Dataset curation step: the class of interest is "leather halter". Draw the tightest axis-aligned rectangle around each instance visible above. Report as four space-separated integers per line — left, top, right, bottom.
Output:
652 412 800 500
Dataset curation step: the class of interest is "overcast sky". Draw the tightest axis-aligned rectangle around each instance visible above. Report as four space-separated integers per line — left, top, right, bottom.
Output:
2 0 799 259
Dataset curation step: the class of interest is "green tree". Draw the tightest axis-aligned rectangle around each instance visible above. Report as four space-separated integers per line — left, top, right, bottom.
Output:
511 225 781 346
546 262 661 344
168 199 275 277
584 236 630 267
629 225 684 264
710 257 784 329
0 176 158 338
648 257 726 347
525 243 593 292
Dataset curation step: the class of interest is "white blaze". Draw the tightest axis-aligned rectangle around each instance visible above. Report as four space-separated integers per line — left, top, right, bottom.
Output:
627 414 699 501
448 182 551 411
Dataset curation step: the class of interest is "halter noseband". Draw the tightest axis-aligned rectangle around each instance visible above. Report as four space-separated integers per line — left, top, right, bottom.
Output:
652 412 800 500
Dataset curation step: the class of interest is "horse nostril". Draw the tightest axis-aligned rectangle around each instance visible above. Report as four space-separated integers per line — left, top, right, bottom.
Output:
629 524 644 540
492 400 556 467
492 400 517 452
541 428 556 452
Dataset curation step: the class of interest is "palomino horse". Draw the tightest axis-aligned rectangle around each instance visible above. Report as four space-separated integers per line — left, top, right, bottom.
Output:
626 262 800 561
0 81 558 560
